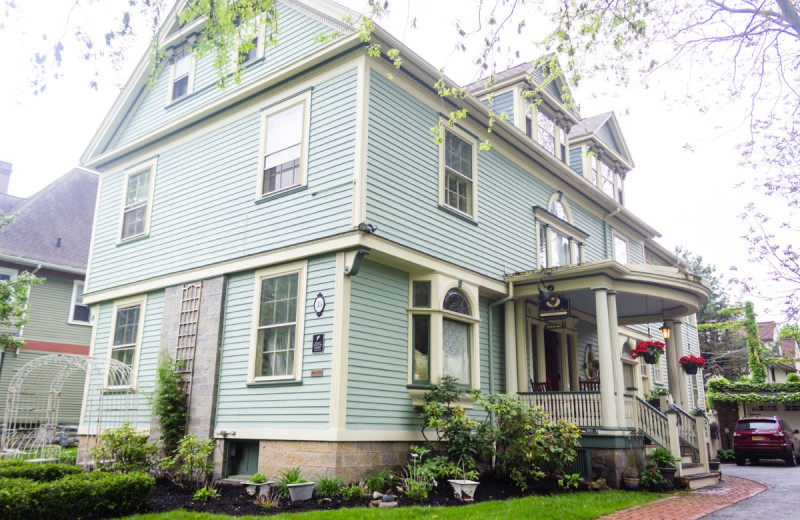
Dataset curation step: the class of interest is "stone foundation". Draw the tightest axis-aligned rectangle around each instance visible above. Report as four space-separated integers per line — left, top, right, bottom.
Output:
583 434 645 489
219 440 414 483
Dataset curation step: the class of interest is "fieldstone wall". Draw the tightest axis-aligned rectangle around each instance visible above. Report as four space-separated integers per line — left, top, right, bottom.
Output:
590 447 633 489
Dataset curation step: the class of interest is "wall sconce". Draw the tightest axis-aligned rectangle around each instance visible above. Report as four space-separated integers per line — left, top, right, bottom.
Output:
537 279 554 303
357 221 378 234
659 323 671 340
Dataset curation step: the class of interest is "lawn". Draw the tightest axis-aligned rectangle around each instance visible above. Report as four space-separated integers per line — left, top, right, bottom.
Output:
121 490 662 520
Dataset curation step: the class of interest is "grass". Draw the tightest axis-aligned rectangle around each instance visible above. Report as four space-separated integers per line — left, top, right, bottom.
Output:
120 490 662 520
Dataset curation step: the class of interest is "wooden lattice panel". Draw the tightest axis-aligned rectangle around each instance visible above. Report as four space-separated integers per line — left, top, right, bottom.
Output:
175 282 202 395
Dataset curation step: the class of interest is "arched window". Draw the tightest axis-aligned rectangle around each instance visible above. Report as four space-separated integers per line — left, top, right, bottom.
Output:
443 288 470 315
442 288 472 385
549 198 568 221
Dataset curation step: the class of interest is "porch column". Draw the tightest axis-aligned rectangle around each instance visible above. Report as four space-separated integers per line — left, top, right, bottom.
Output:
559 330 570 390
665 318 685 409
570 332 579 390
606 291 627 427
504 301 518 394
594 287 618 427
672 319 689 409
535 324 546 383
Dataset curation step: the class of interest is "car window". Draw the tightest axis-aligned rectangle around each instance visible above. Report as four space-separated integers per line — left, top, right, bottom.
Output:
737 420 779 431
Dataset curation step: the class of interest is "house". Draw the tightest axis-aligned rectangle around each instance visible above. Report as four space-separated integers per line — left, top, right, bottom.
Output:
0 164 98 426
78 0 712 486
757 321 798 383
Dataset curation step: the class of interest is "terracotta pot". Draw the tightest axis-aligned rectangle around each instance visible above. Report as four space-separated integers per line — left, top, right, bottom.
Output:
622 477 640 490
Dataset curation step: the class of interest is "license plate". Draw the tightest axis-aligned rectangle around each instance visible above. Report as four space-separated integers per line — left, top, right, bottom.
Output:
751 435 765 441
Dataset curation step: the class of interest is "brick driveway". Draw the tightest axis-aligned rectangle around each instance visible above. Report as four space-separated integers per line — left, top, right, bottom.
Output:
600 476 767 520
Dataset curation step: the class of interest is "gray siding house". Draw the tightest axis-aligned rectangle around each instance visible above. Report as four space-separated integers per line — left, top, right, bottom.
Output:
79 0 712 486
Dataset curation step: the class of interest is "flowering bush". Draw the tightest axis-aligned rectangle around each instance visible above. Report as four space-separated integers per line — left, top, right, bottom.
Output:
639 467 666 490
679 355 706 367
631 340 666 361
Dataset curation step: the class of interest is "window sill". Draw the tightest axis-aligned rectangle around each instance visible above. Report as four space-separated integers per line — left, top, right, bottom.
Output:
407 384 475 408
68 320 93 327
255 184 308 205
116 234 150 247
438 204 478 226
247 379 303 388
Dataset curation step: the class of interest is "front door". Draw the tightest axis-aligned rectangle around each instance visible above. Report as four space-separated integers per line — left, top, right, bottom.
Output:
544 330 560 391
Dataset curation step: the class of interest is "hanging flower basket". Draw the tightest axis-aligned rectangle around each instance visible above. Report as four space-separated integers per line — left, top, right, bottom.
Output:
679 355 705 375
631 340 665 364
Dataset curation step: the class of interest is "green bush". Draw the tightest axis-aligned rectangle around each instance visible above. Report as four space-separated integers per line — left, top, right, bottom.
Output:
340 484 365 500
0 461 83 480
316 476 343 498
364 468 393 492
787 373 800 383
151 355 188 456
161 433 215 491
0 470 154 520
717 448 735 462
91 423 158 473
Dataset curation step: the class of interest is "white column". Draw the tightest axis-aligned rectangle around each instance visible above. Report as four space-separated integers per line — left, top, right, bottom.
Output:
665 318 684 409
535 324 546 383
607 291 627 427
504 301 518 394
594 287 618 427
559 330 570 390
672 319 689 409
515 302 527 391
570 332 579 390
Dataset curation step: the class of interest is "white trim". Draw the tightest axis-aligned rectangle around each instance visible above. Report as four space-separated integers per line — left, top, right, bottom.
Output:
231 18 266 69
439 122 479 220
106 295 147 390
78 306 99 431
351 53 369 228
83 173 103 294
256 91 312 199
117 158 158 243
210 427 427 442
546 192 573 224
68 280 92 326
248 261 307 383
328 252 350 430
166 49 196 104
0 267 18 280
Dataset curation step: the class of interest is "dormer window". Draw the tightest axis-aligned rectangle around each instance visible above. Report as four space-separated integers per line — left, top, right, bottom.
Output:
169 51 194 102
525 102 567 162
589 153 624 203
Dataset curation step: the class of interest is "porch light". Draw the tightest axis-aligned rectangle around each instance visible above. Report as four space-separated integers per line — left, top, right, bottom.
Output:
659 323 671 340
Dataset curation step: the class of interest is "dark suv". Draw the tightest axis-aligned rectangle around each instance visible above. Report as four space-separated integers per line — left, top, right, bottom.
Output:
733 416 800 466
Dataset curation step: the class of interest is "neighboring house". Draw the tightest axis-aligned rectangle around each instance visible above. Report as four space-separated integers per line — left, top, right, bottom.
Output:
78 0 712 486
757 321 798 383
0 164 99 424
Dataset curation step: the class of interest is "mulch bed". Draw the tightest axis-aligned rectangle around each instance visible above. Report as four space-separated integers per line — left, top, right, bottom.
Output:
145 476 561 516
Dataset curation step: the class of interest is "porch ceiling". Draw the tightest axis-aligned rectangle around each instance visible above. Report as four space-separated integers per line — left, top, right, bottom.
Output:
507 260 711 324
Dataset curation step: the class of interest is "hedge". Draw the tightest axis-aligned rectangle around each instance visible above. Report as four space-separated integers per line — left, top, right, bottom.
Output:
0 461 84 481
0 470 155 520
707 377 800 406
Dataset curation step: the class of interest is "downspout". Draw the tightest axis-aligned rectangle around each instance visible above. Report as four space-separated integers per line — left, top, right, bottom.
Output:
487 281 514 397
603 207 622 258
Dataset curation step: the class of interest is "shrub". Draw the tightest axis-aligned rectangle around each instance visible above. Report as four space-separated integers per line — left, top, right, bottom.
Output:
151 355 188 456
193 486 219 502
787 373 800 383
0 461 83 480
160 433 215 491
277 466 308 498
316 476 343 498
91 423 157 473
717 448 735 462
0 471 154 520
340 484 365 500
364 468 393 492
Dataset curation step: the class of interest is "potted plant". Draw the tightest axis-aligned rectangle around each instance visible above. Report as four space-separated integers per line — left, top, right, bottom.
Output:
243 472 273 497
709 459 721 471
639 466 666 491
621 467 640 490
631 340 665 364
649 447 680 487
679 354 706 375
447 463 480 502
278 467 315 502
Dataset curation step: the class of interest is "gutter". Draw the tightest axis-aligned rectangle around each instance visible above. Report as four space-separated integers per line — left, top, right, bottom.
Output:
0 254 86 275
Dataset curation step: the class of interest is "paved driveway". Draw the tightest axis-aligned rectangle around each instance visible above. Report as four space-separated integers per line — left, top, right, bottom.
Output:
703 460 800 518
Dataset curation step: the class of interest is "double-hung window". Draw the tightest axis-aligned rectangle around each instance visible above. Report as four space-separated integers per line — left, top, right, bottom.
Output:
441 129 476 217
409 277 478 389
120 162 155 241
69 281 91 325
613 234 629 264
170 52 193 101
534 197 587 269
536 110 556 154
525 102 566 160
259 94 310 198
108 298 145 387
250 262 306 382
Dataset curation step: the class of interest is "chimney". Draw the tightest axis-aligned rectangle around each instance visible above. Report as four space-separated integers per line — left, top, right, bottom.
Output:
0 161 11 194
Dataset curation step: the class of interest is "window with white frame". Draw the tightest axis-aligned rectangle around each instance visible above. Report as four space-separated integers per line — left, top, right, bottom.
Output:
250 262 305 381
589 152 621 200
108 299 144 387
441 129 476 217
120 164 154 241
525 102 567 161
238 36 260 65
259 94 310 197
170 51 193 101
0 267 17 281
535 196 586 269
409 278 478 388
613 234 629 264
69 281 91 325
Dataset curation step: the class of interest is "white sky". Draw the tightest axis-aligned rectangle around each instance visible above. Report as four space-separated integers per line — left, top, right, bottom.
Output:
0 0 791 322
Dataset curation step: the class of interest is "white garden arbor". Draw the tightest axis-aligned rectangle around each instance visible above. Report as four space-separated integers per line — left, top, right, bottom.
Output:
1 354 138 462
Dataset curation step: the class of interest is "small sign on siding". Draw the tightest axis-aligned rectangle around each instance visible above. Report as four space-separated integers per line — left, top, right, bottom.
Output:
312 334 324 354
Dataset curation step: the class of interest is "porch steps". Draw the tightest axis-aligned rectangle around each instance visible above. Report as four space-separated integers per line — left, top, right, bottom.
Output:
679 462 705 477
685 472 721 490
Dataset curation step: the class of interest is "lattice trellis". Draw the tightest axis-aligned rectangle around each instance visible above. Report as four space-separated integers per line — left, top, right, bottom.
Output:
175 282 202 406
1 354 137 463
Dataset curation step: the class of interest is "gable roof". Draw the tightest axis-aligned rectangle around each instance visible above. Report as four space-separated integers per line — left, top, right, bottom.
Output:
569 111 634 169
0 168 98 271
0 193 23 213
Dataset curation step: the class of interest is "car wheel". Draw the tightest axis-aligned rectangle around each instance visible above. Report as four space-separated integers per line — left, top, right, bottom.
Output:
786 449 797 467
751 457 760 465
735 456 746 466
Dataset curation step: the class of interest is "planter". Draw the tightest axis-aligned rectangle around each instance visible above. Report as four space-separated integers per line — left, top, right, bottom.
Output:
642 353 657 365
709 461 720 471
682 365 699 375
659 467 677 487
448 479 480 501
287 481 315 502
243 480 274 497
622 477 640 491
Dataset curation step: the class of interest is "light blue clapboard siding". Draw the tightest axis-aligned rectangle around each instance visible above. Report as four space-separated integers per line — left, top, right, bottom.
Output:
596 122 621 155
214 255 335 432
368 70 612 279
81 291 163 430
577 321 599 381
681 321 704 410
569 147 583 175
89 69 357 293
482 91 515 125
25 275 92 346
569 200 605 262
345 260 418 430
479 297 506 395
115 3 338 148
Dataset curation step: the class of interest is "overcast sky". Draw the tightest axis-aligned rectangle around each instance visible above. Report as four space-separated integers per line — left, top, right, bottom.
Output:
0 1 789 322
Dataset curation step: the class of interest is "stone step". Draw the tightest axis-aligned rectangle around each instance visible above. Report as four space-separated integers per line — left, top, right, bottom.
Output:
686 472 721 490
680 462 706 476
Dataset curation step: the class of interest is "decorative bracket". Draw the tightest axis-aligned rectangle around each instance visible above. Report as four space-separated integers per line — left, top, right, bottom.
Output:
344 248 371 276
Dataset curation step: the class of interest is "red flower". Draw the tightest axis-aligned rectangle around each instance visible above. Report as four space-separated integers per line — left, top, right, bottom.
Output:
630 340 666 359
679 355 706 367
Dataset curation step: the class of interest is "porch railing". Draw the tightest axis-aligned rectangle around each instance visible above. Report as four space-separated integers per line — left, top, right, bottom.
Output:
671 403 698 452
518 391 601 427
634 396 671 450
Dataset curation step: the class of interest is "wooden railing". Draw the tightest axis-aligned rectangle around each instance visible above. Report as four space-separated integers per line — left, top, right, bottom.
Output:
671 404 699 452
623 394 635 429
634 396 671 450
518 391 601 427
